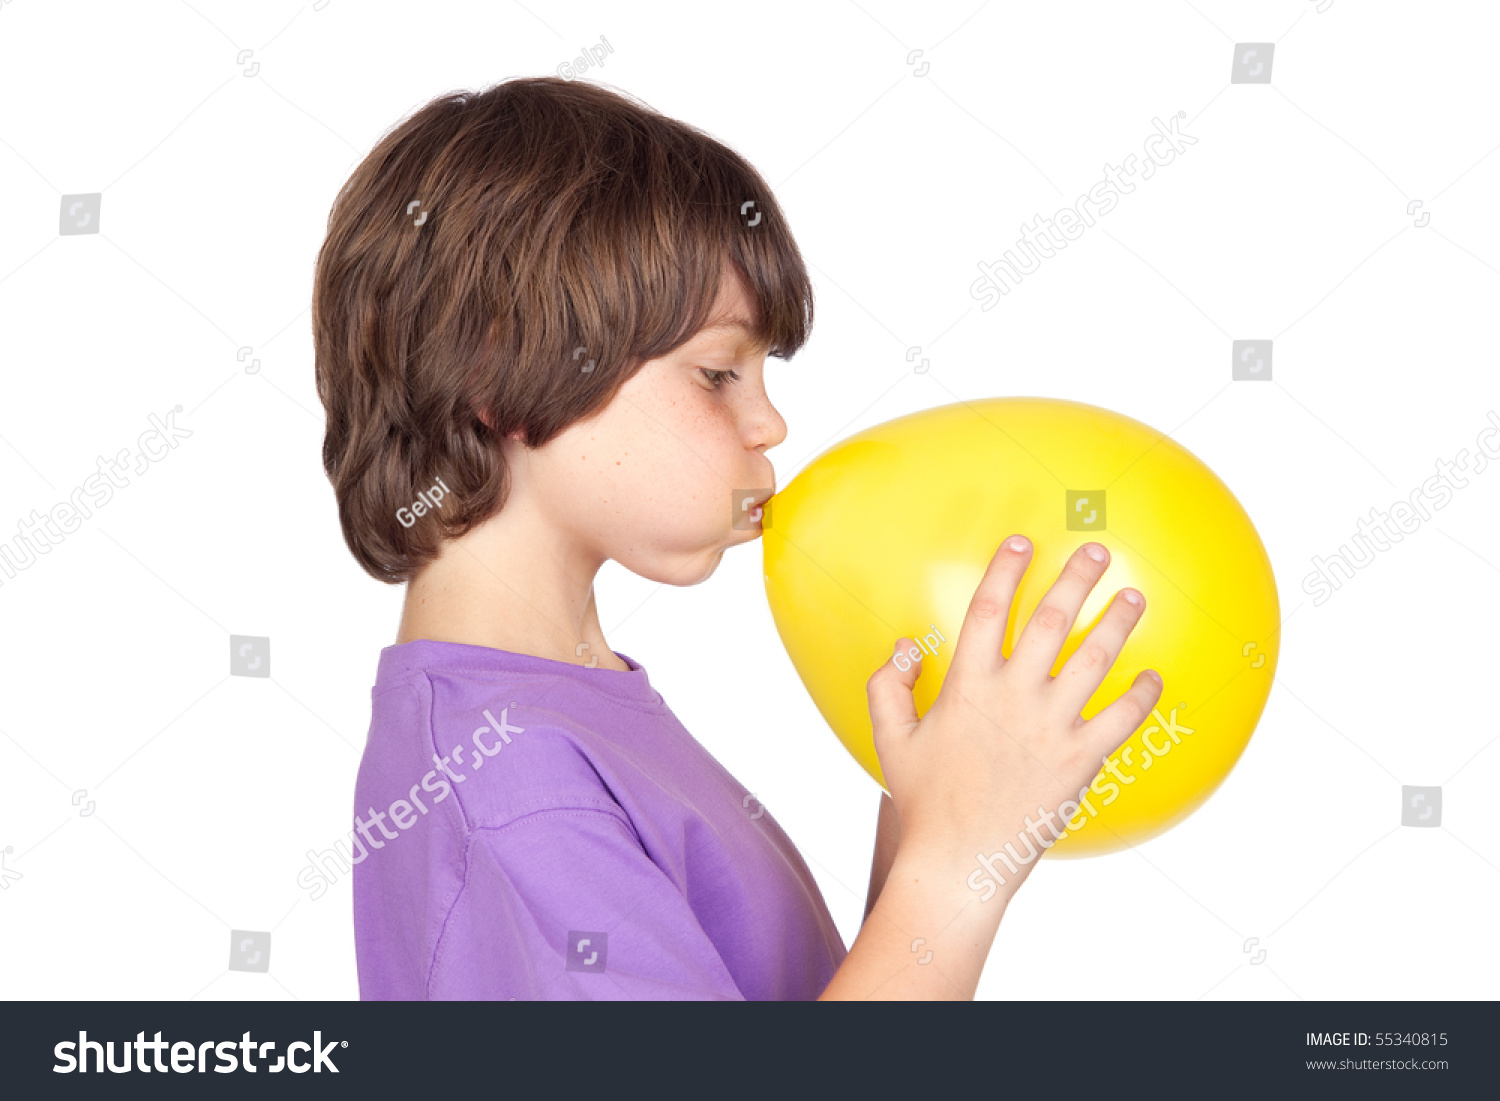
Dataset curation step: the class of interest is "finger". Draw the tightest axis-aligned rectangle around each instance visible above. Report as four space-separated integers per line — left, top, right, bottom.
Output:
867 637 924 755
947 534 1033 683
1006 542 1110 684
1050 587 1146 718
1081 669 1163 760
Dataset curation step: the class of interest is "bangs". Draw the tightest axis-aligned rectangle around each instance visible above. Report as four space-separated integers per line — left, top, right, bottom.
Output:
567 112 813 369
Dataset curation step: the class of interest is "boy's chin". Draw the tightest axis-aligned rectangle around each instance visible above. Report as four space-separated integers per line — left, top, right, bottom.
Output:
640 545 730 587
700 544 736 582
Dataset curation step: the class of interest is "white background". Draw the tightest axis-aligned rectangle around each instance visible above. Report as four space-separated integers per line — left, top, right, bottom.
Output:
1 0 1497 1001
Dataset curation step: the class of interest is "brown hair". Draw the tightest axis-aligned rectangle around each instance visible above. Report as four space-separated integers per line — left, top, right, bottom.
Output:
312 77 813 584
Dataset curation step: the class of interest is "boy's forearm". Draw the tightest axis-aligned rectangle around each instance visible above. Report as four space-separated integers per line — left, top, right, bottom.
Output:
824 840 1019 1000
863 792 901 921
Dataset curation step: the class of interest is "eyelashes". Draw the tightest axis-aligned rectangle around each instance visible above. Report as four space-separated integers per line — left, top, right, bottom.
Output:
699 368 741 390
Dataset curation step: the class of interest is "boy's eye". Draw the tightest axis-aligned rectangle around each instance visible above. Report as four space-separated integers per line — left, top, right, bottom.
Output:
699 368 740 390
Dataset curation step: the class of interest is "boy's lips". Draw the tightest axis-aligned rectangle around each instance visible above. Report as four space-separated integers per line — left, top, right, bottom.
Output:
737 491 771 529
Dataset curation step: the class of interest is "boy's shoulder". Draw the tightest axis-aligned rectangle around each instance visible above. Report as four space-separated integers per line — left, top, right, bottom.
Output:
367 660 644 835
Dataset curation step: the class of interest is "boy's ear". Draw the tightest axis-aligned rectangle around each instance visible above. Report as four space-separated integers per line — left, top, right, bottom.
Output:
477 407 527 446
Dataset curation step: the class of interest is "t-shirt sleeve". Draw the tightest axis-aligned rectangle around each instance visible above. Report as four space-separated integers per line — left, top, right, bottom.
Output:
426 806 747 1000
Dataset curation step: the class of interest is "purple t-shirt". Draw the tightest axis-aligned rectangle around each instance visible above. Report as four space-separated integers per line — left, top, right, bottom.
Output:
351 638 847 999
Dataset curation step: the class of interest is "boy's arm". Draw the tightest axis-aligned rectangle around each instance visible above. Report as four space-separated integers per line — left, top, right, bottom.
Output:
828 841 1018 1000
862 792 901 921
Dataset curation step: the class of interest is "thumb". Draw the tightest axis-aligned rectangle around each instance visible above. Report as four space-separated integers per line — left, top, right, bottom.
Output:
867 637 923 745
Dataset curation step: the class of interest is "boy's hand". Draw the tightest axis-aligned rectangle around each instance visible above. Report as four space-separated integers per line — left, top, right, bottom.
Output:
867 535 1160 895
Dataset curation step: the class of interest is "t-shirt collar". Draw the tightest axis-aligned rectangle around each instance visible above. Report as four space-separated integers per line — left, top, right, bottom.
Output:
374 637 663 707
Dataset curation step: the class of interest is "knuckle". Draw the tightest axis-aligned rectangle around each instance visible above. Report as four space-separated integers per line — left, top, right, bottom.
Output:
1129 685 1156 721
969 596 1004 620
1034 603 1069 633
1064 555 1096 584
1066 740 1096 772
1075 641 1111 673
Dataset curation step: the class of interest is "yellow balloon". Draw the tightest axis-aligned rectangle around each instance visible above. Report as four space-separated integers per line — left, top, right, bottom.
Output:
762 397 1278 856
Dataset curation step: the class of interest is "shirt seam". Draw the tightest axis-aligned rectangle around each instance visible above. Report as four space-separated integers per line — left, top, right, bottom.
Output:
413 668 644 834
425 807 643 997
423 671 470 834
472 805 638 839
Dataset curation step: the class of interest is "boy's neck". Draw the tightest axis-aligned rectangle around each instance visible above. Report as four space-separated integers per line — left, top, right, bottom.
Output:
394 516 628 672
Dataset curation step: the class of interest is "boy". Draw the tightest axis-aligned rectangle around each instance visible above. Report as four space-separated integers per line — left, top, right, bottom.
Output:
312 77 1160 999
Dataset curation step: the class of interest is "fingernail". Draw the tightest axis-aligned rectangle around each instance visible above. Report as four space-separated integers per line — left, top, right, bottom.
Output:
1085 543 1107 563
1007 536 1029 553
1121 589 1142 606
1145 670 1161 684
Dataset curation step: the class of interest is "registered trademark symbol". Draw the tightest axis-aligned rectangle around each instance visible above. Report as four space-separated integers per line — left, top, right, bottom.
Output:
341 1041 348 1047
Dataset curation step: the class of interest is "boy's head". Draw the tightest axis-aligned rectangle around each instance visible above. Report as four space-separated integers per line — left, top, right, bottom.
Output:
313 77 812 586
